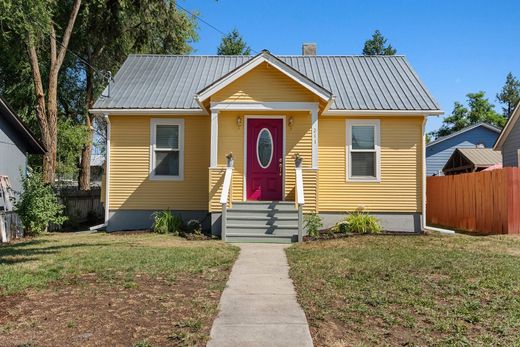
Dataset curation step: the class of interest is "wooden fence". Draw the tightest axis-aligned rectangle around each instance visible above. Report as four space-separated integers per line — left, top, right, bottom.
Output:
0 211 23 241
427 167 520 235
50 187 104 231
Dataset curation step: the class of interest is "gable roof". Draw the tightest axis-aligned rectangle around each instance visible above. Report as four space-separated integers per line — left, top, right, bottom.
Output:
494 101 520 150
92 53 441 113
427 122 502 148
457 148 502 167
196 50 333 106
0 96 45 154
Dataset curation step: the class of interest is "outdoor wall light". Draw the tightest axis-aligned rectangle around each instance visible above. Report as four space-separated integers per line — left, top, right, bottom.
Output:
236 116 242 127
288 116 294 128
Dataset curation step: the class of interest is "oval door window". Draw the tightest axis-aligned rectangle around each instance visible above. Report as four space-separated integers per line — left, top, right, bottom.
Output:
256 128 273 168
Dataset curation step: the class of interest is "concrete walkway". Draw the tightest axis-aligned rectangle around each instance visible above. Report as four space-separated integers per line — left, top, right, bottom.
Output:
207 243 313 347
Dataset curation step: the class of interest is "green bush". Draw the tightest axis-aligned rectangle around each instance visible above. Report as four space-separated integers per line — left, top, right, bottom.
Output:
186 219 202 234
152 210 182 234
15 172 67 235
304 213 323 238
342 211 382 234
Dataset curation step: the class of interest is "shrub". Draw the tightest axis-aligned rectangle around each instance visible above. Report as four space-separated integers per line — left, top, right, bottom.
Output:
343 211 382 234
336 221 350 234
304 213 323 238
152 210 182 234
186 219 202 234
14 172 67 235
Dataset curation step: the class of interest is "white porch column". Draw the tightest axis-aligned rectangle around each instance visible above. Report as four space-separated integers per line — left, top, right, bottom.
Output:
311 106 318 169
210 109 218 167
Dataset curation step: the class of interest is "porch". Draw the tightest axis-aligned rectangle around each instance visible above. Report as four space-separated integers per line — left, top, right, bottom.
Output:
207 103 320 243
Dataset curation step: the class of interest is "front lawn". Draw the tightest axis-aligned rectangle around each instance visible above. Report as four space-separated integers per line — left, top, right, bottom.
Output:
286 234 520 346
0 232 238 346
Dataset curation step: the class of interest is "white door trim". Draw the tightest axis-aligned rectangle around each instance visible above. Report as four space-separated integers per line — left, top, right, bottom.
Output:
243 115 286 201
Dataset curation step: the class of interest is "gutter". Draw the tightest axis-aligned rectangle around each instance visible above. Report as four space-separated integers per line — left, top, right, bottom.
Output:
323 109 444 116
89 108 208 116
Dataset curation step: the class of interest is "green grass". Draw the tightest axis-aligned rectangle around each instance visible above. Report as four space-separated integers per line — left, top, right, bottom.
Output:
286 233 520 346
0 232 238 295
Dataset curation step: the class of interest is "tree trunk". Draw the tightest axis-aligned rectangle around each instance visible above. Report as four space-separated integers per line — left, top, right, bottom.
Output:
25 0 82 184
78 63 94 190
27 41 54 183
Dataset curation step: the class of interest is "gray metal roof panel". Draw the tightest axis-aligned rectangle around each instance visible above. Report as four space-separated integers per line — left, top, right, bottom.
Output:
457 148 502 166
93 54 440 111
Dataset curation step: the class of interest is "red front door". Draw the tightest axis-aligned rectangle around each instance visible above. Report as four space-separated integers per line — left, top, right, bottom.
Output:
246 118 283 201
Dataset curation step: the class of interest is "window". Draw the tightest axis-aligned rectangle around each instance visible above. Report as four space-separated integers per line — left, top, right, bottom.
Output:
256 128 273 168
150 119 184 180
347 120 380 181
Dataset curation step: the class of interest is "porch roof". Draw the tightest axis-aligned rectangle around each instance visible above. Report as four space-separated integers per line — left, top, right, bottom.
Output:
92 52 441 113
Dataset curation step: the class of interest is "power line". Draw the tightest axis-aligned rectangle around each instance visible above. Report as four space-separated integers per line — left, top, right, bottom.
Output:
176 3 258 55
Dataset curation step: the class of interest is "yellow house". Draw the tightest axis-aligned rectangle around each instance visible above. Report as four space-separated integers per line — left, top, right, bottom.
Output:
91 47 442 242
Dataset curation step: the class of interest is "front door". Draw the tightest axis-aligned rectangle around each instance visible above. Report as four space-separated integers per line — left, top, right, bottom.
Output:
246 118 283 201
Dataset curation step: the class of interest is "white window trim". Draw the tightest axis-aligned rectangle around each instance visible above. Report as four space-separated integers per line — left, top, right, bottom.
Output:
150 118 184 181
346 119 381 182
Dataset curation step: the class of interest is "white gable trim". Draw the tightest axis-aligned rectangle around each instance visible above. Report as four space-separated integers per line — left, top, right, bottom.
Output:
211 102 319 112
196 52 333 104
494 102 520 150
427 122 502 148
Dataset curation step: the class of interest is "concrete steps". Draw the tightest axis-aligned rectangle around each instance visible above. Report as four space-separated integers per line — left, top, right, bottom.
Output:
224 201 299 243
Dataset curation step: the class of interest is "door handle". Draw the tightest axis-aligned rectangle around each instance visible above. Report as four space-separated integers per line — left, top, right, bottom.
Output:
279 159 283 176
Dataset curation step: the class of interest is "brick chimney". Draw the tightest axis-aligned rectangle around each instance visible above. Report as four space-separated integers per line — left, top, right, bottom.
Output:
302 43 317 56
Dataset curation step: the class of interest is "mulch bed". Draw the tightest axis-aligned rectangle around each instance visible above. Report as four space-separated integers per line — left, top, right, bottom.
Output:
303 229 422 242
0 273 223 347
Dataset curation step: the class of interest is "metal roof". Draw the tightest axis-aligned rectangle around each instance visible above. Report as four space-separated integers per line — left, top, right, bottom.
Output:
93 54 440 112
427 122 502 148
457 148 502 167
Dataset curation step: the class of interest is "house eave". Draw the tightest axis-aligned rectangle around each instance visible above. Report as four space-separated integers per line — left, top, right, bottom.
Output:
89 108 208 116
493 101 520 150
323 109 443 116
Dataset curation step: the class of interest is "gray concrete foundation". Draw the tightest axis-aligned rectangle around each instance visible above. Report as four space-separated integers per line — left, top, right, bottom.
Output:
211 212 222 236
107 210 210 232
320 212 422 233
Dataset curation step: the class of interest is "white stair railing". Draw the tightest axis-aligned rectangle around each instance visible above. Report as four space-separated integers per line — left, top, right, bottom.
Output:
220 166 233 241
295 167 305 242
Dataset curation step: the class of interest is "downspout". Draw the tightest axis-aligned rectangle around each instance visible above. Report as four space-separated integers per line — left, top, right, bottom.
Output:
104 113 111 226
421 116 455 235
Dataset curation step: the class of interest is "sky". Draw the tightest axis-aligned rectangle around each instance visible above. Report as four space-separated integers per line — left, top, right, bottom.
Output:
182 0 520 132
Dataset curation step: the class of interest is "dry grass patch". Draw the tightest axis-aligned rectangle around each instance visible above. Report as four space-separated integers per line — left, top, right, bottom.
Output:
286 233 520 346
0 232 239 346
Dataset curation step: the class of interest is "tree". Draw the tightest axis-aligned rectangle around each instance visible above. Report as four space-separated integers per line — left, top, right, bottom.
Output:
362 30 396 56
496 72 520 118
73 0 198 190
430 91 506 139
0 0 82 183
217 29 251 55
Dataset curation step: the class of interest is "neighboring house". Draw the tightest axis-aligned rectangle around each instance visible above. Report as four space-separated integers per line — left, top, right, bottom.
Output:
494 101 520 167
91 47 442 241
426 123 501 176
442 148 502 175
90 154 105 185
0 96 45 203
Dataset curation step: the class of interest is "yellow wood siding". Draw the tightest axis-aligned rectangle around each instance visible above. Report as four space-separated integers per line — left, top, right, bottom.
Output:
212 62 320 103
109 115 210 210
318 116 423 212
208 110 317 212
